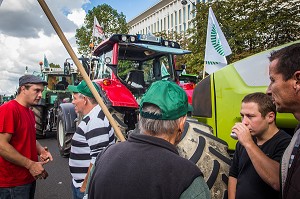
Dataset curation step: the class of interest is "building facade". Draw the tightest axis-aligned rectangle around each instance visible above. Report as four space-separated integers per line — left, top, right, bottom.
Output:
128 0 210 35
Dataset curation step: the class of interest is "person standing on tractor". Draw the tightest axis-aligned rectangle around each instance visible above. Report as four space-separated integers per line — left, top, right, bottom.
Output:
267 43 300 199
88 80 210 199
57 76 69 90
0 74 53 199
228 92 291 199
68 80 115 199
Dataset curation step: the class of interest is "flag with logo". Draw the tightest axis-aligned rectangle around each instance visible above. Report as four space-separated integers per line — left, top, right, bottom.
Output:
204 7 232 74
93 16 105 39
44 54 49 68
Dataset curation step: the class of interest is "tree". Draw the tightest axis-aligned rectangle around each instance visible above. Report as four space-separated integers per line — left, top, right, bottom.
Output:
75 4 129 55
49 63 60 68
186 0 300 73
154 31 193 73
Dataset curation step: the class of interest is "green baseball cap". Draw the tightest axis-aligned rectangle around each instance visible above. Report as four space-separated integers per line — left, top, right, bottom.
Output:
140 80 192 120
68 80 100 98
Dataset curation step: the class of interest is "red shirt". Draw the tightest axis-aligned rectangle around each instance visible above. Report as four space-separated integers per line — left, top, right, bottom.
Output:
0 100 37 187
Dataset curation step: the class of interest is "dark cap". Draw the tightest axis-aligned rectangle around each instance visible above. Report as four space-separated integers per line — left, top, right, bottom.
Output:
68 80 100 98
19 75 48 86
140 80 192 120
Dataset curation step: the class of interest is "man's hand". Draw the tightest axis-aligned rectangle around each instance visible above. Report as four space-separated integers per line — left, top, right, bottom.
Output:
27 161 49 179
39 146 53 162
80 186 86 193
232 122 254 147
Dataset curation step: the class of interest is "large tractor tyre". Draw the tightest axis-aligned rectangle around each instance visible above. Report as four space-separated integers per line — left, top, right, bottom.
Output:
32 106 45 139
57 110 73 157
177 118 231 199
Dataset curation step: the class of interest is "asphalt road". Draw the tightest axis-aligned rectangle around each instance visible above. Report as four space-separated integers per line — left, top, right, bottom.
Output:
35 132 72 199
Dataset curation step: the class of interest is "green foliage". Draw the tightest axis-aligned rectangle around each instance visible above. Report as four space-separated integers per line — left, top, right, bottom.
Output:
75 4 129 55
154 31 193 73
49 63 60 68
186 0 300 73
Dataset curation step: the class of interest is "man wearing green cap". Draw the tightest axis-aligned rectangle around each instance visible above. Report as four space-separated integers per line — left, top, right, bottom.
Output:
68 80 115 199
88 80 210 199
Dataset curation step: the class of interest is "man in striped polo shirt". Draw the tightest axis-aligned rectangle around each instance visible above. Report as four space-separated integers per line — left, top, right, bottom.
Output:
68 80 115 199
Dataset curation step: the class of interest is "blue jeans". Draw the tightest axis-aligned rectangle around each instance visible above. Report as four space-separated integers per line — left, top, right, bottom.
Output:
71 183 84 199
0 181 36 199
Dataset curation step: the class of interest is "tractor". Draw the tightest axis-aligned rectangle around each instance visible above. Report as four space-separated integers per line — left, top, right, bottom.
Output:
31 66 78 138
192 40 300 153
57 33 231 199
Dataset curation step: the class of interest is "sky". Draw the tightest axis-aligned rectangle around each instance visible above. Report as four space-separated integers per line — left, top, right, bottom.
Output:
0 0 159 95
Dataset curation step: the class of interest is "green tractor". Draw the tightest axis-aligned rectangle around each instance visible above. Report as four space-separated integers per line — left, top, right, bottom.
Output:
32 63 79 138
0 95 14 105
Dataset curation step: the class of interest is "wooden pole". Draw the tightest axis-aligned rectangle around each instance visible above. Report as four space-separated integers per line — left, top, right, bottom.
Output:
202 62 206 79
37 0 125 142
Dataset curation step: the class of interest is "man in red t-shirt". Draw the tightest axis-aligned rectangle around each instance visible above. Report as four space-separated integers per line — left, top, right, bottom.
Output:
0 75 53 199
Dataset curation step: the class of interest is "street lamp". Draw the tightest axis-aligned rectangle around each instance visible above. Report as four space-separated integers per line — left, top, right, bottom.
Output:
181 0 196 6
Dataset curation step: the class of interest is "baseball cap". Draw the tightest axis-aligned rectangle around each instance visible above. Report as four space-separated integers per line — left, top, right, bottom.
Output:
68 80 100 98
140 80 192 120
19 75 48 86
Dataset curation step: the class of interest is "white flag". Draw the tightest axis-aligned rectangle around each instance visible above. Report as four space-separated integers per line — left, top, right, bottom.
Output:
93 16 105 39
204 7 232 74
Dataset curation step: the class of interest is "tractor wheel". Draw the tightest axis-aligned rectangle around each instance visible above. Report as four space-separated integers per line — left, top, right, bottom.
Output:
57 110 73 157
32 106 45 139
177 118 231 199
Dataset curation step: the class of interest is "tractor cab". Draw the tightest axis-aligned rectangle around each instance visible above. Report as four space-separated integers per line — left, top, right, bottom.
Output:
92 34 191 104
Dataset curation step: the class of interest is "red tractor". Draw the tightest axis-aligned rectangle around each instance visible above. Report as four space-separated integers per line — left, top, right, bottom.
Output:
57 34 230 199
57 33 193 155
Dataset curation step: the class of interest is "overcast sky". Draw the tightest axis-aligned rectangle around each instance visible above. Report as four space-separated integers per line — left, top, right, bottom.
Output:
0 0 159 95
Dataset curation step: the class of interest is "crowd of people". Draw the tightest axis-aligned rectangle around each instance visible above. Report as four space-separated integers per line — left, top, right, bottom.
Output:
0 43 299 199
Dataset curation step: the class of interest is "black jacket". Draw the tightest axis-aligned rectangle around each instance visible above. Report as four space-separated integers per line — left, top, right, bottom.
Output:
88 133 202 199
283 126 300 199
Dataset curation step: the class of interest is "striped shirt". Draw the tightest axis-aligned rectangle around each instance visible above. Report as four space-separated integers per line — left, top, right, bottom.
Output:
69 105 115 188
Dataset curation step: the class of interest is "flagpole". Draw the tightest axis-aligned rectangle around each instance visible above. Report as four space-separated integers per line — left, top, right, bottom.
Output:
89 17 97 78
37 0 125 142
202 62 206 79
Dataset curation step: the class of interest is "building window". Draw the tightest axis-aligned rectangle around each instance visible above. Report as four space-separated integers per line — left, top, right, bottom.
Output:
168 15 170 30
188 5 191 20
171 13 173 28
193 2 196 18
175 11 177 26
183 7 186 23
164 17 166 31
179 9 182 24
161 19 163 32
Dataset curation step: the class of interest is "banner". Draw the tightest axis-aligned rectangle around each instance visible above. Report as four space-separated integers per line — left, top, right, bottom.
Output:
93 16 105 39
204 7 232 74
44 54 49 68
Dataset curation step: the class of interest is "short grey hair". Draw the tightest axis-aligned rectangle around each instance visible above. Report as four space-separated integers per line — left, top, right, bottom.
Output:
78 93 97 104
139 103 182 136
